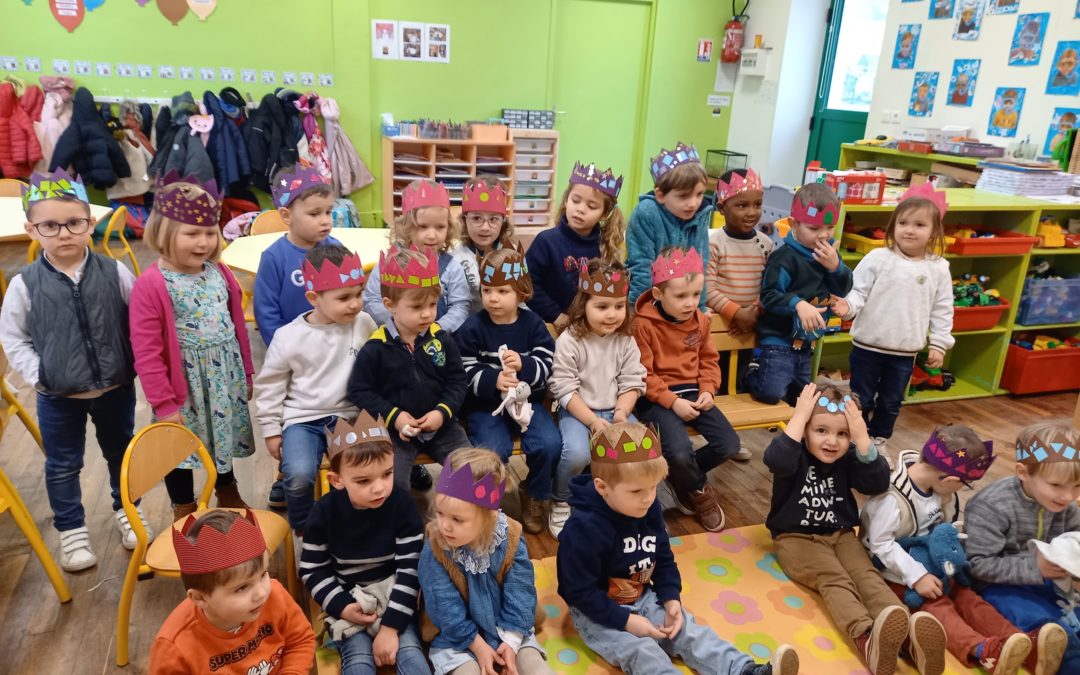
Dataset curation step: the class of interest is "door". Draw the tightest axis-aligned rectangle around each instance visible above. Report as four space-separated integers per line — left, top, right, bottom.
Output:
805 0 890 169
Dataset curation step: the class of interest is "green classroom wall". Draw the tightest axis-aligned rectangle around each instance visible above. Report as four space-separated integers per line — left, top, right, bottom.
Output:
1 0 732 222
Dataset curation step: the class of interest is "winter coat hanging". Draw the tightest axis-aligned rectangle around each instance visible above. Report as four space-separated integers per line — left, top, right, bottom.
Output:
50 0 85 33
50 87 131 188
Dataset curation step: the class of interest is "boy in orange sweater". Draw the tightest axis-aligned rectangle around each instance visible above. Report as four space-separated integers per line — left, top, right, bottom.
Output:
634 245 739 532
149 510 315 674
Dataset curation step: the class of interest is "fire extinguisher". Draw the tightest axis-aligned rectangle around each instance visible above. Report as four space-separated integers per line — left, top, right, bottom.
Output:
721 1 751 64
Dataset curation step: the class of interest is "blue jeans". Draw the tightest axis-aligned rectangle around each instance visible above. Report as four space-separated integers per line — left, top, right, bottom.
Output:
745 343 813 405
336 623 431 675
849 346 914 439
553 408 638 502
281 416 336 532
571 587 754 675
980 582 1080 672
38 383 136 532
466 407 561 500
640 398 739 496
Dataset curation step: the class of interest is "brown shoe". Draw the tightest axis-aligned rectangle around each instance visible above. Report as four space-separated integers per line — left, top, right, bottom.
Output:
520 491 545 534
215 481 252 509
908 611 946 675
688 484 725 532
172 501 198 524
1028 623 1067 675
863 605 909 675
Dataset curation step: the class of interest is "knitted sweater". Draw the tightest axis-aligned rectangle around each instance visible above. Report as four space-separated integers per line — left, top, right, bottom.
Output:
455 309 554 412
524 216 600 323
548 330 646 410
253 235 341 345
626 192 713 308
705 226 773 318
633 295 721 408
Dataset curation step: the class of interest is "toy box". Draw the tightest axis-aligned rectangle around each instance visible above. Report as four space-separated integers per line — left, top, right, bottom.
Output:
1001 340 1080 394
804 162 886 205
945 228 1038 255
1017 277 1080 325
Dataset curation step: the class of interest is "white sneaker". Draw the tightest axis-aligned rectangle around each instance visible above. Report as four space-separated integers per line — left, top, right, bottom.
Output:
873 437 894 468
548 501 571 538
115 507 152 551
59 526 97 572
732 444 753 462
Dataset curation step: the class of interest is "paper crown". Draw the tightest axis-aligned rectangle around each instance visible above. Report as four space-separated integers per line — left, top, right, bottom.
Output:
325 412 392 459
479 243 529 293
651 247 704 285
569 162 623 199
462 181 508 214
1015 435 1079 465
590 424 662 465
579 262 629 298
649 142 700 182
716 168 763 204
402 180 450 213
172 509 267 575
816 394 852 414
21 168 88 212
272 165 331 208
154 171 222 227
302 252 366 292
436 456 507 510
379 243 441 289
922 427 994 483
791 196 841 229
900 181 949 217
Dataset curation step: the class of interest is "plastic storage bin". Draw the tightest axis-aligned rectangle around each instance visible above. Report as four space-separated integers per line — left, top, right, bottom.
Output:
760 184 795 226
514 138 555 154
515 169 554 182
841 231 886 254
513 198 550 212
1016 277 1080 325
514 154 554 169
952 298 1010 331
945 228 1038 255
1000 343 1080 394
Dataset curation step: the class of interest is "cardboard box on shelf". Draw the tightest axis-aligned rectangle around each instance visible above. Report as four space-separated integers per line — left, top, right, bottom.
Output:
804 162 887 205
930 162 981 185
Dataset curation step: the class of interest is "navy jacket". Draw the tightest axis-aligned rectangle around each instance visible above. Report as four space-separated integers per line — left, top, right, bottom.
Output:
524 215 600 323
202 91 250 191
455 309 554 414
50 87 131 189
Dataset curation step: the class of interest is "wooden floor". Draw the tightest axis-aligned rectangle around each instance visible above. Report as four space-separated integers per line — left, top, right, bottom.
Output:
0 238 1075 674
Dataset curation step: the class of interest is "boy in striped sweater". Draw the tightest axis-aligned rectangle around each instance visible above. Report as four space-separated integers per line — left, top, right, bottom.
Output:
301 413 431 675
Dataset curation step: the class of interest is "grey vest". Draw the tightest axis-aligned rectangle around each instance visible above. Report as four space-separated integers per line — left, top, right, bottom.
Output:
22 252 135 395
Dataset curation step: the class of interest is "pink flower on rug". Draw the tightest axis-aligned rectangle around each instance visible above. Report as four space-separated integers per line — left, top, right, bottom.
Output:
707 529 751 553
710 590 763 625
766 585 818 620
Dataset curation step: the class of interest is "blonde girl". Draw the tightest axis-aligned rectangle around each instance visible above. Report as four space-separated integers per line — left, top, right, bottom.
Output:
363 179 471 331
129 175 255 521
450 175 514 313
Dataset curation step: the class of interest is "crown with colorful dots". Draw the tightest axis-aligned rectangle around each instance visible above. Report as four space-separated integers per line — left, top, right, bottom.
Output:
579 262 629 298
302 252 366 292
1016 435 1079 466
591 423 662 466
272 165 331 209
436 456 507 510
649 142 700 182
325 412 392 460
153 171 222 227
479 243 530 295
172 509 267 575
462 180 508 214
651 246 704 285
715 168 763 204
21 168 88 213
569 162 623 199
402 180 450 213
379 243 441 289
922 427 994 483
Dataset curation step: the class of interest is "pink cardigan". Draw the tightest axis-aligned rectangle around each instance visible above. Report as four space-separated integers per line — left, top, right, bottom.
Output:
129 261 254 418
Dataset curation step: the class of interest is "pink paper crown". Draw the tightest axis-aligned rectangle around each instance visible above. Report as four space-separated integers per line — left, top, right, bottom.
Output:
651 247 704 285
649 142 700 182
272 165 331 208
591 424 662 465
379 243 441 289
922 428 994 483
791 196 841 229
172 509 267 575
716 168 763 204
325 412 392 460
579 263 629 298
462 181 507 214
302 252 365 292
569 162 623 199
154 170 222 227
402 180 450 213
900 182 949 217
436 456 507 510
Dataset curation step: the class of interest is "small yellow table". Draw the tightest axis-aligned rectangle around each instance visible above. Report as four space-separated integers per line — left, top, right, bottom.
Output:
0 197 113 242
220 228 390 275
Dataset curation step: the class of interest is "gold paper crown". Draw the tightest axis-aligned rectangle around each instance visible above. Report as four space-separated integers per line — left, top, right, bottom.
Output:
325 412 392 460
590 424 662 465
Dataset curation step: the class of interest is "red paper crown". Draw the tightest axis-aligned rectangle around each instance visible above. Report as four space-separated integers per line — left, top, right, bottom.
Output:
325 412 392 460
791 196 840 229
302 253 366 292
651 247 704 285
379 244 441 289
716 168 763 204
402 180 450 213
462 181 507 214
900 182 949 217
579 263 629 298
172 509 267 575
591 424 662 465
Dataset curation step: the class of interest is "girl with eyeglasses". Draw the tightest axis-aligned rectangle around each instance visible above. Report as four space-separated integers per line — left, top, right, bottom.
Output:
449 175 514 314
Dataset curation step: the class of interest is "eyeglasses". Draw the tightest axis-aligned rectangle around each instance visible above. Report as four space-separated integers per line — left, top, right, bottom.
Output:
465 213 505 227
31 217 93 238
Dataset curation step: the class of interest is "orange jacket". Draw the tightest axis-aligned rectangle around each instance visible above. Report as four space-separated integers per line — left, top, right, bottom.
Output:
633 293 721 408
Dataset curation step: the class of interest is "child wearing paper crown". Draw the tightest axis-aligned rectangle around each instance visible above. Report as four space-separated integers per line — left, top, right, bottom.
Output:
548 259 647 538
557 422 800 675
860 425 1066 675
746 183 853 406
130 172 256 522
253 244 377 534
627 142 713 308
525 162 626 329
0 169 142 572
833 183 954 464
419 448 554 675
450 175 514 314
633 245 739 532
454 246 562 535
347 244 470 493
966 422 1080 674
364 179 471 332
301 414 431 675
149 509 317 674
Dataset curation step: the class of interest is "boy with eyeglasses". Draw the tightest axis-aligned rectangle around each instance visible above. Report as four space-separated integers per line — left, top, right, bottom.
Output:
0 169 143 573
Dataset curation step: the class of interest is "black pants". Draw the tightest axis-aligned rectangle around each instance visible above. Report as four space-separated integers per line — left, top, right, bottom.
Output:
849 346 915 439
390 422 471 492
639 398 740 496
164 468 236 505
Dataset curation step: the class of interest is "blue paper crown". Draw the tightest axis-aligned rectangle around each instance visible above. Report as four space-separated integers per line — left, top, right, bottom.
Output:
649 142 700 182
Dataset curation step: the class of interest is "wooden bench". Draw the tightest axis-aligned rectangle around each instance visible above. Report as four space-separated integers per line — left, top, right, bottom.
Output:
705 314 794 433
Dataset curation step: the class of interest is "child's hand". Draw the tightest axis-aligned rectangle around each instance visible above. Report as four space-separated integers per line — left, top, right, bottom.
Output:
612 409 629 424
813 239 841 272
394 412 419 440
496 643 519 675
693 391 714 411
730 305 758 335
793 383 820 417
340 602 378 626
1037 550 1069 579
372 625 399 667
496 370 518 392
416 410 445 433
246 381 253 401
625 613 667 639
264 435 282 461
913 573 944 600
468 634 504 675
843 400 873 456
925 348 945 369
832 297 851 318
589 416 612 435
159 411 183 425
554 313 570 331
501 349 523 373
796 301 828 332
659 599 684 638
672 398 700 422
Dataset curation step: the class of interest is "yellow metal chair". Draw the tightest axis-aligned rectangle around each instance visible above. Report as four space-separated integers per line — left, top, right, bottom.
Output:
0 345 44 452
0 178 26 197
249 209 289 235
98 206 141 276
115 423 297 666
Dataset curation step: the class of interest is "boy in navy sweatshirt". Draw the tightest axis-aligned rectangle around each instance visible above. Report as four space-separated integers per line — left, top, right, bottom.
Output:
557 421 798 675
455 246 561 535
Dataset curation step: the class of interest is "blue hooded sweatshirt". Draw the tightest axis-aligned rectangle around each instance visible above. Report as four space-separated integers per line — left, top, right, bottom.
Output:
626 192 714 308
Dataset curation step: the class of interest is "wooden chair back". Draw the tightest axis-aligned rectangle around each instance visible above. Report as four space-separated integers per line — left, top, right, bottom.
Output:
249 210 289 235
121 423 216 506
0 178 26 197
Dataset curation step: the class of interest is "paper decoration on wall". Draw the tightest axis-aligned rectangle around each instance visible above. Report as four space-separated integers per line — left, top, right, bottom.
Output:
1044 107 1079 155
24 57 41 72
156 0 187 25
1076 1 1080 19
929 0 954 20
50 0 84 33
135 0 150 5
2 58 18 72
372 19 397 60
947 58 980 107
425 23 450 63
1008 13 1048 66
85 0 104 10
52 59 71 74
892 24 921 70
400 21 423 61
186 0 214 21
1046 41 1080 96
953 0 983 40
697 39 713 63
987 87 1025 137
117 63 133 77
986 0 1018 15
909 72 938 117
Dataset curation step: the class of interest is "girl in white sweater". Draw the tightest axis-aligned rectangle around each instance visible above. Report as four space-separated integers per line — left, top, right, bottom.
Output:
833 183 954 462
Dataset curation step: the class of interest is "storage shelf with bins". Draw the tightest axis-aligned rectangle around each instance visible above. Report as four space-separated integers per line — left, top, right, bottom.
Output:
837 143 983 173
509 129 560 248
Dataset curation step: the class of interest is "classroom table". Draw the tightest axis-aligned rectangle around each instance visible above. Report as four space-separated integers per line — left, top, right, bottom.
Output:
220 227 390 275
0 197 113 242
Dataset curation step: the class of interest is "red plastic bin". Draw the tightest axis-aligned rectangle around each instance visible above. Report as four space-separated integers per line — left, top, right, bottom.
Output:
952 298 1009 331
1001 343 1080 394
946 229 1038 255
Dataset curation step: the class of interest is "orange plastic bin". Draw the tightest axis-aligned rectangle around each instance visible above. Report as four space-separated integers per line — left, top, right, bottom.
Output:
952 298 1009 332
1001 343 1080 394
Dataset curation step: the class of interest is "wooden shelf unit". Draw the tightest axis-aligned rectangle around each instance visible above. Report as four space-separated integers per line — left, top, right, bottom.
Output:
837 143 984 175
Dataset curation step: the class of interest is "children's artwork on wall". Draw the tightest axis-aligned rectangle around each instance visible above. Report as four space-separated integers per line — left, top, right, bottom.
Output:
909 72 939 117
156 0 187 25
929 0 954 19
1045 41 1080 96
186 0 214 21
425 23 450 63
953 0 984 40
1044 107 1079 155
371 19 397 60
49 0 84 33
399 21 424 61
1008 13 1048 66
987 87 1025 137
947 59 980 107
1076 0 1080 19
892 24 921 70
986 0 1018 15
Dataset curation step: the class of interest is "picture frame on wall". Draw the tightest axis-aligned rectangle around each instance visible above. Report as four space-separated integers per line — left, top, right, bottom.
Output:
947 59 980 107
929 0 955 20
1045 41 1080 96
987 87 1025 138
953 0 984 40
892 24 920 70
909 72 939 117
1008 13 1048 67
1044 107 1079 155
